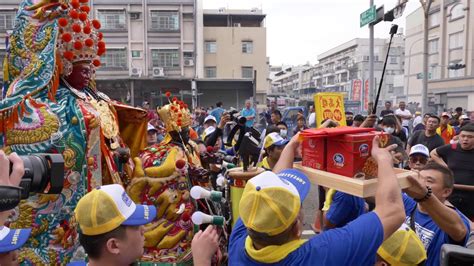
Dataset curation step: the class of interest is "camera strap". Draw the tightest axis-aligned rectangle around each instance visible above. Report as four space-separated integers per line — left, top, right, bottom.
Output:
0 185 22 211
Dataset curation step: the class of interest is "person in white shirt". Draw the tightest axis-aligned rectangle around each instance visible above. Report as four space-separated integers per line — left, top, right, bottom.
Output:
395 101 412 129
308 105 316 128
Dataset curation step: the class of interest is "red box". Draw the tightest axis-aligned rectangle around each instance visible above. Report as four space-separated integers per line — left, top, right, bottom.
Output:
302 136 326 170
326 132 378 177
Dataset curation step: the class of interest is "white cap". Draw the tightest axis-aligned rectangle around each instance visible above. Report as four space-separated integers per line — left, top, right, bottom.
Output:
147 123 157 132
204 115 217 124
409 144 429 157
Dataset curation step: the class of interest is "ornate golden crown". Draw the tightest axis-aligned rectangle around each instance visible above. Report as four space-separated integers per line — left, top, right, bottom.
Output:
157 93 192 132
55 0 105 76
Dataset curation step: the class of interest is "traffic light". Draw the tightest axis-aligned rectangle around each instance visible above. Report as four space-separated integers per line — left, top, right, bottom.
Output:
447 63 466 70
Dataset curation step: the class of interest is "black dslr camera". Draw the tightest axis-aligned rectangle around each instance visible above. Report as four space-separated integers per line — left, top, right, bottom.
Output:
16 154 64 199
1 154 64 211
227 110 246 126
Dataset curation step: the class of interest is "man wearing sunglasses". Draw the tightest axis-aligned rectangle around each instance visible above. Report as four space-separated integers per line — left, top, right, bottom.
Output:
407 144 429 171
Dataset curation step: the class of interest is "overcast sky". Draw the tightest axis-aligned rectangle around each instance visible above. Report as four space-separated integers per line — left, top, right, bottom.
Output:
203 0 420 66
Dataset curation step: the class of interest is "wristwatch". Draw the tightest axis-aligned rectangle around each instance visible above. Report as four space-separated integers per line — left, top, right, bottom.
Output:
414 186 432 203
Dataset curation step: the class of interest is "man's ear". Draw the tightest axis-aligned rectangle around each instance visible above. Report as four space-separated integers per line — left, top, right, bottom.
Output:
442 187 453 199
105 238 121 255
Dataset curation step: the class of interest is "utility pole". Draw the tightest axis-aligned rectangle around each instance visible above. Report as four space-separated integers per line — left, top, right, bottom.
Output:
420 0 433 114
369 0 375 112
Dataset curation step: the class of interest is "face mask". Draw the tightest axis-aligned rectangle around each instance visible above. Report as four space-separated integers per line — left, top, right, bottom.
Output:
280 129 288 138
346 120 353 126
157 134 164 143
383 127 395 134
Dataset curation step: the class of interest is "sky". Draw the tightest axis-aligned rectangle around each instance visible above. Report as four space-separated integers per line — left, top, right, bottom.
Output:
203 0 420 66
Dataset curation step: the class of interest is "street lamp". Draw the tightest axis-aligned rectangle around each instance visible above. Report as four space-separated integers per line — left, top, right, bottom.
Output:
406 37 424 103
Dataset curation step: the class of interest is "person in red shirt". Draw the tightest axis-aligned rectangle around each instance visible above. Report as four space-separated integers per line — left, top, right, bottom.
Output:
437 112 455 144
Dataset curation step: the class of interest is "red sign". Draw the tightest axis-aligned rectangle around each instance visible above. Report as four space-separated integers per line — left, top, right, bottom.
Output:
364 80 369 110
352 79 362 101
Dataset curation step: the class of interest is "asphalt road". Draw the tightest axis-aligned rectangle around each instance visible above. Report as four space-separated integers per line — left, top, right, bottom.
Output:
301 182 320 238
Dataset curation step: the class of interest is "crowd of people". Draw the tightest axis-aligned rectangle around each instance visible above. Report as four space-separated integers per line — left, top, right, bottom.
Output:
1 86 474 266
128 98 474 265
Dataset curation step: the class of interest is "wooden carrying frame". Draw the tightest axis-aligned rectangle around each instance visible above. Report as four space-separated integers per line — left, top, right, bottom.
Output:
294 163 413 198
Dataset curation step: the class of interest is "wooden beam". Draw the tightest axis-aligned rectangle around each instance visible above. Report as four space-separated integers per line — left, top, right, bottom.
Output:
294 163 414 198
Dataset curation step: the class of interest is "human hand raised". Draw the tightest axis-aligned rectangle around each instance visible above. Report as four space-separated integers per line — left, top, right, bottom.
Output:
0 151 24 188
0 151 24 225
403 173 429 200
371 135 398 163
192 225 219 266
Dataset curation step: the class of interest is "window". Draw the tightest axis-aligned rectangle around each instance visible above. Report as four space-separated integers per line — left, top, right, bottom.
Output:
428 11 440 27
242 67 253 78
388 84 394 93
182 13 194 19
242 41 253 54
102 49 127 69
0 11 15 30
151 49 179 67
183 51 194 59
448 61 463 78
449 32 463 49
430 64 440 79
131 50 141 58
205 67 216 78
363 56 370 61
205 41 216 53
150 11 179 31
390 56 398 64
429 39 439 54
97 10 126 30
450 4 464 20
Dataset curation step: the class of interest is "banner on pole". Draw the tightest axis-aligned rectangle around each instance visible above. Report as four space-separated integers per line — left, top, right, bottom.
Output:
352 79 362 101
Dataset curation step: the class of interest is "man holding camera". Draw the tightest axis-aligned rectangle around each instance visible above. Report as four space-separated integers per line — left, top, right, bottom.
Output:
0 151 32 266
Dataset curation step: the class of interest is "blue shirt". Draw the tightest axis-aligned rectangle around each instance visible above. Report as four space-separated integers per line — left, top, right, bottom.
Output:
210 107 225 123
241 108 256 128
229 212 384 265
403 194 471 266
326 192 366 229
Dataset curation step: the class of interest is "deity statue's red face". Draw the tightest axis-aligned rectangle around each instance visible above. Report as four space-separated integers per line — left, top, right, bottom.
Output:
65 63 92 90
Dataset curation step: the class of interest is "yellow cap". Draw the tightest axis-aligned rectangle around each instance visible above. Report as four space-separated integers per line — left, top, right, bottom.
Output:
264 132 289 149
239 170 310 236
75 184 156 236
377 224 427 266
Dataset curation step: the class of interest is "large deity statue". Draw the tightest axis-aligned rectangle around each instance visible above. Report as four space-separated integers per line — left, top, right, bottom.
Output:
0 0 147 264
127 96 227 264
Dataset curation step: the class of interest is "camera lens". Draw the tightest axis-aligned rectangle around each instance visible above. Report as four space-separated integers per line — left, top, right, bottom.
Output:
13 154 64 199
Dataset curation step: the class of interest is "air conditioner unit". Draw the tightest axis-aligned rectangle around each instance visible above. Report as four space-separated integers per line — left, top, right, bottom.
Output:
152 67 164 77
184 59 194 66
130 67 142 77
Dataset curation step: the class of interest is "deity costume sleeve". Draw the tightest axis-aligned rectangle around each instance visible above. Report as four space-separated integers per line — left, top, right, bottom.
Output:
0 0 146 264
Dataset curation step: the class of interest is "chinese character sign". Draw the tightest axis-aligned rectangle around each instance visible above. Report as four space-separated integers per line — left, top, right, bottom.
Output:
314 93 347 127
352 79 362 101
364 79 369 111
